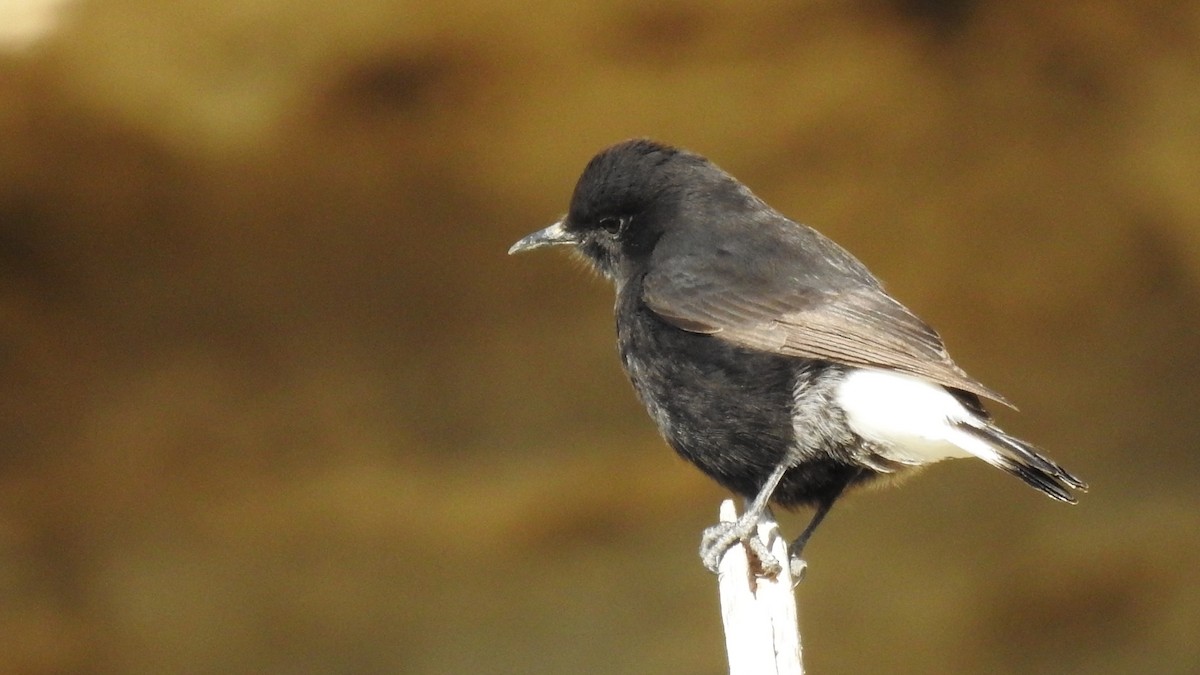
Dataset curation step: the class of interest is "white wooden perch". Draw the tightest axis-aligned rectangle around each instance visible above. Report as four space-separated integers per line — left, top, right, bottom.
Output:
716 499 803 675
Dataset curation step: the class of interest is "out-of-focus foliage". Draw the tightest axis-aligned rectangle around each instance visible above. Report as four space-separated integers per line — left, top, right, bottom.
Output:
1 1 1197 672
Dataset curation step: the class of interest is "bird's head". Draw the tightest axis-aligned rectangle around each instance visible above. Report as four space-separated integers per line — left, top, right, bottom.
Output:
509 139 745 282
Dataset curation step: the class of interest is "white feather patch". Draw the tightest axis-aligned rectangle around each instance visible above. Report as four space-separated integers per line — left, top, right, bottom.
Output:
835 368 999 466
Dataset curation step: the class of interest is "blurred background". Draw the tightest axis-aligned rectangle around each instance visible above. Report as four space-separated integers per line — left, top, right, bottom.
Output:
1 0 1198 673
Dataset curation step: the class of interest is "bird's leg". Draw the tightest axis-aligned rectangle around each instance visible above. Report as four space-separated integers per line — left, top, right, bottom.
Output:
786 470 858 580
785 498 833 581
700 460 791 577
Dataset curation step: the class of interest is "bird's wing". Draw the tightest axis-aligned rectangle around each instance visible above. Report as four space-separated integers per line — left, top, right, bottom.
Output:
641 236 1011 407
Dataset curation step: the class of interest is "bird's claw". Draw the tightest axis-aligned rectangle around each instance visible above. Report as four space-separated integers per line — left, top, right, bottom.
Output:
789 555 807 583
700 521 782 577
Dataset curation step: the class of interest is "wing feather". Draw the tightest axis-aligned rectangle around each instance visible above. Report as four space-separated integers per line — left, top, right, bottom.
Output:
642 238 1010 406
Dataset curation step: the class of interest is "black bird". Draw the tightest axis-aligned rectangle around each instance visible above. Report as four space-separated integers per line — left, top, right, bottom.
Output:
509 139 1085 577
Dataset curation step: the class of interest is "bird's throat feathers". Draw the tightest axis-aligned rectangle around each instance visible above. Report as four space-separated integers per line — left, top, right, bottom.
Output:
572 237 619 280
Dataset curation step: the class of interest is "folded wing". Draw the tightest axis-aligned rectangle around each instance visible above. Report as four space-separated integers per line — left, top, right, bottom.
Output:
642 223 1010 406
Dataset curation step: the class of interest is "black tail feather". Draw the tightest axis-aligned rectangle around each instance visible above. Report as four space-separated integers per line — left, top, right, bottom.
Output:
954 422 1087 502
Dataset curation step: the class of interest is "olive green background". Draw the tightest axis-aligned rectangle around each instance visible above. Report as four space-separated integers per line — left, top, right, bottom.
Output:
2 1 1198 673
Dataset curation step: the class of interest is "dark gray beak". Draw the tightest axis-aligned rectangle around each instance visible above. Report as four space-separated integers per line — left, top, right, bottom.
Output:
508 219 578 255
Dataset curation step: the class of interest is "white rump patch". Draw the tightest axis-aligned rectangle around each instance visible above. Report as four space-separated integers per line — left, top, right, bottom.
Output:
835 368 1000 466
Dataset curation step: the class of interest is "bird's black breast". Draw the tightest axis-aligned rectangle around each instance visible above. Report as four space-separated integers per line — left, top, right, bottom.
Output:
615 277 873 506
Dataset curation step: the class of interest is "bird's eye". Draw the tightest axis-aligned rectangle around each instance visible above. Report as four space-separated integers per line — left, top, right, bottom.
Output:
598 216 625 235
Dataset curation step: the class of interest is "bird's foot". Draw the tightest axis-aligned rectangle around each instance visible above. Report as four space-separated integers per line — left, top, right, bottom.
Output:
700 520 782 578
788 554 808 583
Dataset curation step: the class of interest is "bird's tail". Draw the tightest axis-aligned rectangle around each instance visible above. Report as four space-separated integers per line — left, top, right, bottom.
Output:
951 421 1087 503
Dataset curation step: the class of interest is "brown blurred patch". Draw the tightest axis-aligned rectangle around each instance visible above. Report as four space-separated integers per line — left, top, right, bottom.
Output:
0 0 1198 673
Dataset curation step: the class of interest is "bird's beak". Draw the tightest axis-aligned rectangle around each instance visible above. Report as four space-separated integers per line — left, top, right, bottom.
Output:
508 219 578 255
